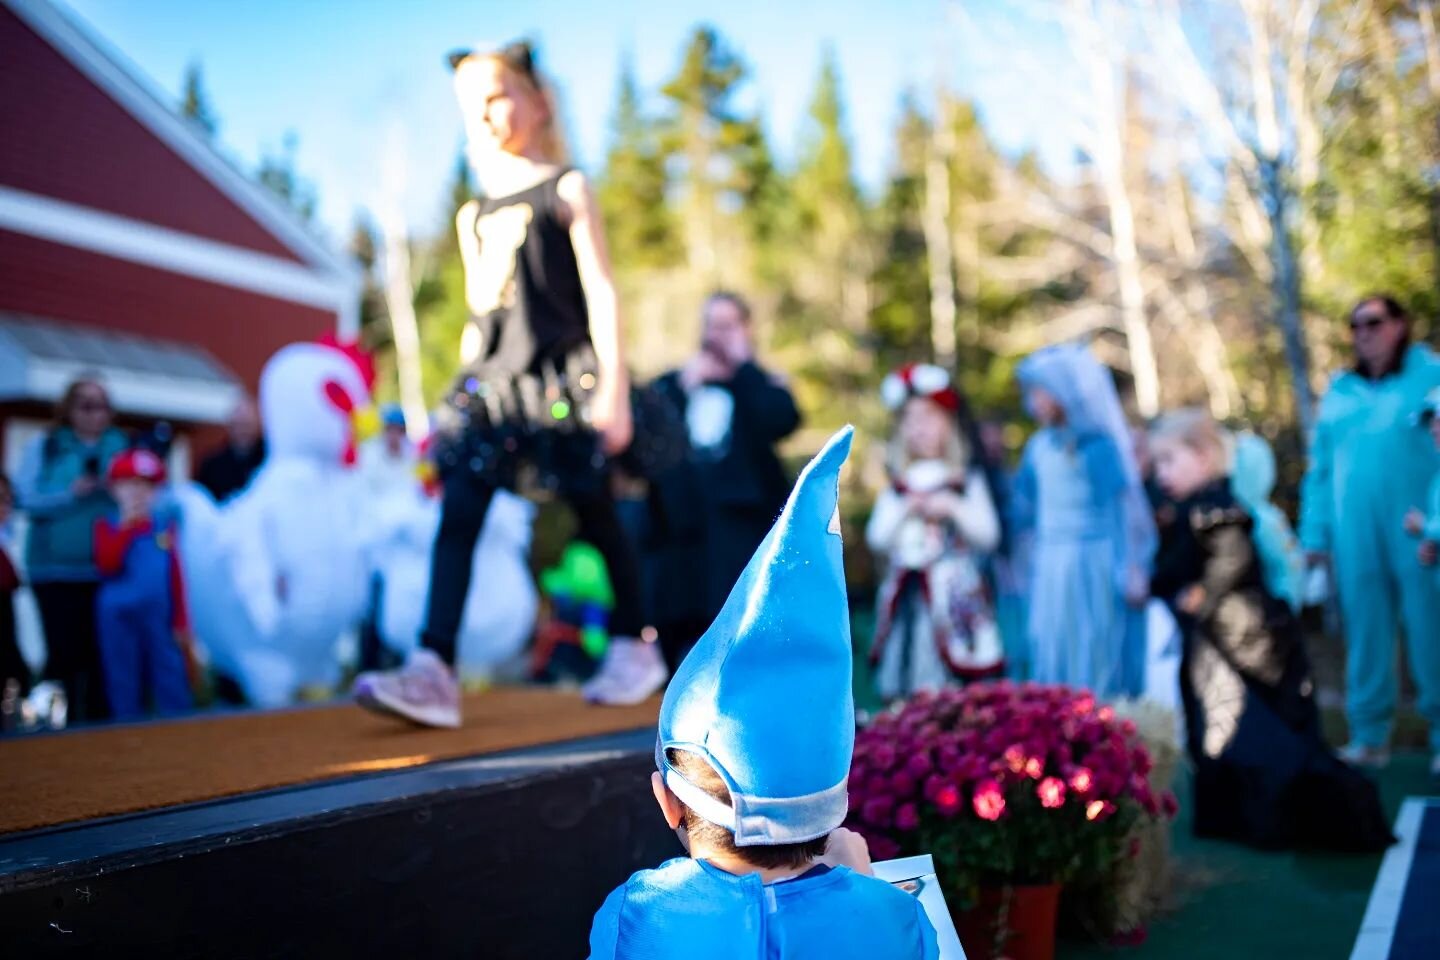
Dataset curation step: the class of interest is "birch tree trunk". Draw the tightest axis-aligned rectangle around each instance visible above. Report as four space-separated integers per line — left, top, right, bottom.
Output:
1072 0 1160 416
923 95 958 369
380 134 426 438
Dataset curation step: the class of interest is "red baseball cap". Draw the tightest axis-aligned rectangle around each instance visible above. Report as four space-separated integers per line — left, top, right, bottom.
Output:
108 448 167 484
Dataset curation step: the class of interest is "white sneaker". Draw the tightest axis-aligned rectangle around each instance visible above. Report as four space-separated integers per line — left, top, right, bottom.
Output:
353 649 462 729
583 637 668 706
1338 742 1390 770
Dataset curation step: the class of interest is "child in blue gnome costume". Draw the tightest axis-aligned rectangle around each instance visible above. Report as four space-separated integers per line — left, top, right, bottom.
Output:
587 427 940 960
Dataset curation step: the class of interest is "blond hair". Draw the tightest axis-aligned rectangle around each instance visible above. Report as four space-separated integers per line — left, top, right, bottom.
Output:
458 47 568 165
887 396 970 477
1148 407 1233 473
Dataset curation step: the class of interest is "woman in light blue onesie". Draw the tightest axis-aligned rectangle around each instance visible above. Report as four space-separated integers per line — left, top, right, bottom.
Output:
1300 296 1440 773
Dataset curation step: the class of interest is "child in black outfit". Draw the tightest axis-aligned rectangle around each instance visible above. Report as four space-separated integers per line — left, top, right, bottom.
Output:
1148 409 1392 852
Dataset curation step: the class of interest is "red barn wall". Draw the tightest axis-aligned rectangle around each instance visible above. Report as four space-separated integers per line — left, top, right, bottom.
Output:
0 5 304 264
0 229 335 392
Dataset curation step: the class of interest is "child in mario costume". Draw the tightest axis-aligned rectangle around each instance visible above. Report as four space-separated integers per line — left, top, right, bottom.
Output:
587 427 939 960
94 448 196 720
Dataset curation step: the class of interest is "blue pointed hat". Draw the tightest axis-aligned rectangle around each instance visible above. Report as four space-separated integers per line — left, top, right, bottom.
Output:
657 426 855 846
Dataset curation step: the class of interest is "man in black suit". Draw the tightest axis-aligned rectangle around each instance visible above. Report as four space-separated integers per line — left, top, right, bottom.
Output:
195 397 265 503
645 292 801 670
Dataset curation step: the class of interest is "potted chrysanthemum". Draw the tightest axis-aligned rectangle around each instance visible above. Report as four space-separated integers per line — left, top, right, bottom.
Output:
846 682 1177 960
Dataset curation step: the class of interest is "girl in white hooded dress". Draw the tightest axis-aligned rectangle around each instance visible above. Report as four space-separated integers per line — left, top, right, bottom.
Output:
866 365 1002 700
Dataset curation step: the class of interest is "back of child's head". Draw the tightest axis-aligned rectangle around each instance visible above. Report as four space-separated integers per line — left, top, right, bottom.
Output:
666 748 829 870
1149 407 1232 474
657 429 855 852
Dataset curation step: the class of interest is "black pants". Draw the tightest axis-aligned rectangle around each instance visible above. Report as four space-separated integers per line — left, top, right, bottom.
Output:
421 465 645 666
33 580 108 723
0 591 30 696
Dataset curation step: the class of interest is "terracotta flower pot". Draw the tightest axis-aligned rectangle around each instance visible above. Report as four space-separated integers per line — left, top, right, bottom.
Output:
953 882 1061 960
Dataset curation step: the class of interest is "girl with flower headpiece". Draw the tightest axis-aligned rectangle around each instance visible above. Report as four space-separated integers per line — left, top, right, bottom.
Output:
866 365 1002 700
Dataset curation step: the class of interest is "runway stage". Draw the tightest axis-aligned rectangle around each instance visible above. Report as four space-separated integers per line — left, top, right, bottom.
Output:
0 689 680 958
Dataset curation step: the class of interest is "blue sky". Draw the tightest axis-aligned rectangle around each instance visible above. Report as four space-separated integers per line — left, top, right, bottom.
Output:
59 0 1080 246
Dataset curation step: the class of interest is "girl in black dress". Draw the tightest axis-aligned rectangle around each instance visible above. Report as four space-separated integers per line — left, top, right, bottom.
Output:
1148 409 1391 852
355 42 665 727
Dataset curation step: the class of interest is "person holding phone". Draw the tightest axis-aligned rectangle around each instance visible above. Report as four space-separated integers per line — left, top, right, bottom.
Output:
14 376 128 723
642 292 801 671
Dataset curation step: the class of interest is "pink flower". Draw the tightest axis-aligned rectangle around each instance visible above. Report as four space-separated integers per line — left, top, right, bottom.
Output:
895 803 921 831
1120 719 1138 737
1069 766 1095 795
1097 705 1115 723
1161 791 1179 818
1037 777 1067 809
1003 745 1027 774
1086 799 1116 822
906 752 933 778
869 835 901 861
923 774 948 802
1024 756 1045 780
973 779 1007 821
957 755 989 784
890 771 917 798
934 783 963 818
862 796 894 828
1132 747 1154 776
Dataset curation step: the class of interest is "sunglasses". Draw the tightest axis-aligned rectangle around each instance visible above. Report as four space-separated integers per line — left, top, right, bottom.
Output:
1349 314 1392 332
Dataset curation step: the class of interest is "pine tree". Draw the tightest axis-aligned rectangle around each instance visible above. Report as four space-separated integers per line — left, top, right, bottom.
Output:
180 61 218 139
256 132 317 223
784 50 871 384
659 26 754 283
598 57 679 270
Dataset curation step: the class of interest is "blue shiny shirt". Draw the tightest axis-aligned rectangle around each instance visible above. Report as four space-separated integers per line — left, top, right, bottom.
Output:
587 857 939 960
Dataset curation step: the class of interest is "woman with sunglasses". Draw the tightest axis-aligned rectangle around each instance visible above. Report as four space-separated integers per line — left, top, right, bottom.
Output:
14 375 129 723
1299 295 1440 777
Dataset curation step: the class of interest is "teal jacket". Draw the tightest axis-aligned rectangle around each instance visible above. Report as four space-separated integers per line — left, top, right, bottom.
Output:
16 427 128 582
1300 343 1440 556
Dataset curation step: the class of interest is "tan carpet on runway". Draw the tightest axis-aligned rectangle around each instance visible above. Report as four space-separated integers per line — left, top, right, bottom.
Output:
1 687 659 835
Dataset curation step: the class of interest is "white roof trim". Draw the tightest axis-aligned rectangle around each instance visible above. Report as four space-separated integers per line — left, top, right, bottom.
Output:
0 319 245 424
0 186 351 311
4 0 359 287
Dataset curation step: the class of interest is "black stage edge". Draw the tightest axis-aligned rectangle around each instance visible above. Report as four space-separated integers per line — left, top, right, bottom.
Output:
0 726 682 959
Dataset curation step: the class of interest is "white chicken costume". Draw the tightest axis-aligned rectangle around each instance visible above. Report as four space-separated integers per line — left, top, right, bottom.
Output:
365 483 537 685
177 338 374 707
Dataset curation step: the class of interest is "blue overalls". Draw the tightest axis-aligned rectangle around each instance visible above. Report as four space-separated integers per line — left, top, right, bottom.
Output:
96 523 192 720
